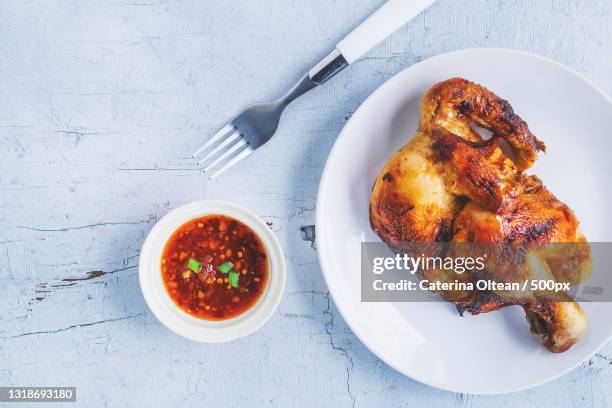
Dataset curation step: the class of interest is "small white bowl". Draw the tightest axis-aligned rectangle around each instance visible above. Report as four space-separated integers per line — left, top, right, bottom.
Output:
139 200 286 343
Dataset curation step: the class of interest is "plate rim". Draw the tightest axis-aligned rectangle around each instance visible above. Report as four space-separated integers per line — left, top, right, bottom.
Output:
315 47 612 394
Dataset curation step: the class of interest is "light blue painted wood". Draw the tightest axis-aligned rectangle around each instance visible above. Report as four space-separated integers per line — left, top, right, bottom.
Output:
1 0 611 406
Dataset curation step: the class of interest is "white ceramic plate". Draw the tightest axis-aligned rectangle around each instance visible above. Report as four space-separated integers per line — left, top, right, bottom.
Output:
316 48 612 394
140 200 286 343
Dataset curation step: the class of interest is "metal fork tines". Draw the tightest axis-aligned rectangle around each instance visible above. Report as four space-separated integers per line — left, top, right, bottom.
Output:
192 124 254 179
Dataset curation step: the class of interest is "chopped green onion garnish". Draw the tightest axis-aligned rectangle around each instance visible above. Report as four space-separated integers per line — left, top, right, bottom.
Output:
228 271 239 288
187 258 202 273
218 261 234 274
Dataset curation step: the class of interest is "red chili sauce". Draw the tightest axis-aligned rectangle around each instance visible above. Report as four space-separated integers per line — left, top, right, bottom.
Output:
161 215 269 320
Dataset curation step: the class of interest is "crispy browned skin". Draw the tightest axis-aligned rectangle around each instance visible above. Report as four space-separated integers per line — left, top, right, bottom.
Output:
524 294 588 353
369 77 590 352
369 131 457 250
420 77 545 170
370 78 544 246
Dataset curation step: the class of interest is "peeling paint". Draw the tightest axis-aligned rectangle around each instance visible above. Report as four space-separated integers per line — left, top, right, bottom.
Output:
300 225 316 248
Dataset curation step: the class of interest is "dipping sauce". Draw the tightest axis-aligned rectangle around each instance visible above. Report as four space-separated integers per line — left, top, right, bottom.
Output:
161 215 269 320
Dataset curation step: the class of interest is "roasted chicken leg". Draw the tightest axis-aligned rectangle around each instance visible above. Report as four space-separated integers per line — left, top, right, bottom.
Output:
369 78 590 352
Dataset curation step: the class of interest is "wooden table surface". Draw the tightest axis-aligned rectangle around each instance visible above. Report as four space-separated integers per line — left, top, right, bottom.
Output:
1 0 611 406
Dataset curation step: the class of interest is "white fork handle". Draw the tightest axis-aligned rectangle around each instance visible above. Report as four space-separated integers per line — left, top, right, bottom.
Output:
337 0 436 64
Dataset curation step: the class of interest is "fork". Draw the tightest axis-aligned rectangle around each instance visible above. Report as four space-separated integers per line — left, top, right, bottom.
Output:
194 0 436 178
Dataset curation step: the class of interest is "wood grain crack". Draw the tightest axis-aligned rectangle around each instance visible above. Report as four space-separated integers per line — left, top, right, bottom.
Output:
3 313 144 339
17 218 154 232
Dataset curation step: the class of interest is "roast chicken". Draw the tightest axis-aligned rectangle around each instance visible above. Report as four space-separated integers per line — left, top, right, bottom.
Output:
369 78 591 352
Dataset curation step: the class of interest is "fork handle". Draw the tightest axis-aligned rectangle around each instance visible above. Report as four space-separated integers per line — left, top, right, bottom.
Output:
337 0 436 64
308 0 435 85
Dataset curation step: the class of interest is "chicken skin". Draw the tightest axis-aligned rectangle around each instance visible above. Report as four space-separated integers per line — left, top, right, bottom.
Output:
369 78 591 352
